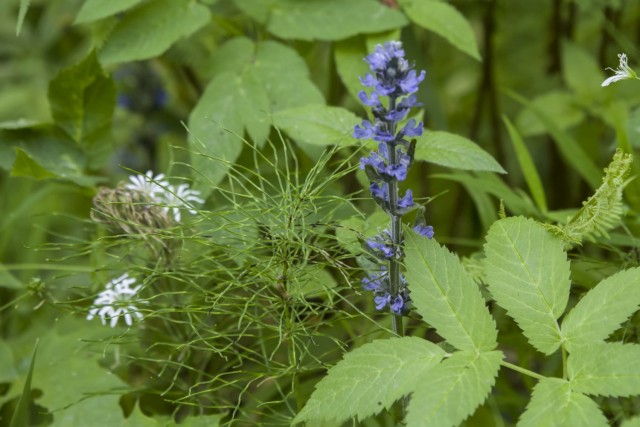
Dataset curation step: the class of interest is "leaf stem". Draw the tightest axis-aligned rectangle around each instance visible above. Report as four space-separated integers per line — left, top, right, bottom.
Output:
500 360 546 381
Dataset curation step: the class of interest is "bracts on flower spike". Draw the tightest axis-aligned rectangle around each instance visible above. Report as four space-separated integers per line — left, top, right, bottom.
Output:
353 41 434 325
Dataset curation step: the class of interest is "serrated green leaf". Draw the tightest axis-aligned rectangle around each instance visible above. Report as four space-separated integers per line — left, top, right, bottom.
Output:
518 378 607 427
74 0 144 24
414 131 506 173
233 0 407 41
9 340 37 427
508 90 601 188
515 91 585 137
294 337 445 425
569 342 640 397
503 116 548 212
404 231 498 352
406 350 502 427
48 51 115 166
398 0 480 60
99 0 210 65
189 38 323 189
334 36 370 103
273 105 359 146
562 267 640 351
484 217 570 354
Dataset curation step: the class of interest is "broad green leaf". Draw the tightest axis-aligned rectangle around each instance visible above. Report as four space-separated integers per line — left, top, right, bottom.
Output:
233 0 407 41
9 340 37 427
291 266 337 298
334 37 370 103
52 395 127 427
99 0 210 65
508 90 601 188
562 267 640 351
74 0 144 24
5 318 128 411
518 378 607 427
11 148 56 179
434 172 538 216
562 41 605 100
1 125 97 186
48 51 115 166
273 105 359 146
189 73 245 190
484 217 570 354
569 342 640 397
504 116 548 212
293 337 445 424
404 231 498 352
414 131 506 173
405 350 503 427
189 38 323 188
398 0 480 60
515 91 585 137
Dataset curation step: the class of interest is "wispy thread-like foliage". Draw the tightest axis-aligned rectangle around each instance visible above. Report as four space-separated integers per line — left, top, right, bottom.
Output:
81 132 366 424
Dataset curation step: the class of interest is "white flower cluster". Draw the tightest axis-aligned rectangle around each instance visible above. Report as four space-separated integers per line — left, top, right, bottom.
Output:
125 171 204 222
87 273 145 328
602 53 638 87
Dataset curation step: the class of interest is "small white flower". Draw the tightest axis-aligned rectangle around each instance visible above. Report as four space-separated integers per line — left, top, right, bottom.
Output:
87 273 145 328
162 184 204 223
602 53 638 87
125 171 170 201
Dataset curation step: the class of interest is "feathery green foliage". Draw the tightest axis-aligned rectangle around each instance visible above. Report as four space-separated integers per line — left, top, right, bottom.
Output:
555 149 632 247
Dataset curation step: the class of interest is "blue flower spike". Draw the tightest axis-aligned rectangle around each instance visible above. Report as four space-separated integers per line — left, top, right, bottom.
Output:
353 41 433 321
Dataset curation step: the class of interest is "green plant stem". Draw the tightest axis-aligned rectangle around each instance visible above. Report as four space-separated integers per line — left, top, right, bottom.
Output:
500 360 546 381
562 345 568 380
386 96 404 337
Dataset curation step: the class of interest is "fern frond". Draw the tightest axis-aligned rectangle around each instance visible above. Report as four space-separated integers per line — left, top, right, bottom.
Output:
556 149 632 248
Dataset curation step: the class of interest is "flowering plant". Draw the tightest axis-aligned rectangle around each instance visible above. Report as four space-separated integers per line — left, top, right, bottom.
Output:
354 41 433 332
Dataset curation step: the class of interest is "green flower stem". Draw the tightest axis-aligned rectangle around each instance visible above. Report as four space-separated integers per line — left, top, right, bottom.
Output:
386 96 404 337
500 360 546 381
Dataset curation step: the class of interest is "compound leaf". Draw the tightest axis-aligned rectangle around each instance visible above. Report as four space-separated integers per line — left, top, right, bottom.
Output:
518 378 607 427
406 350 503 427
404 231 498 352
293 337 445 425
562 267 640 351
569 342 640 397
484 217 570 354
